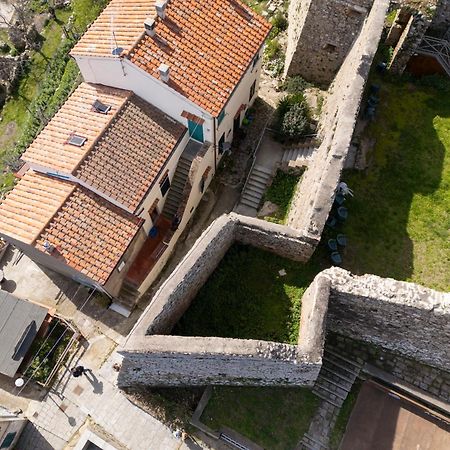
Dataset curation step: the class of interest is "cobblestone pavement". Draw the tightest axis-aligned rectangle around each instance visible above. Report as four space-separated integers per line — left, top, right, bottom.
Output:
16 351 192 450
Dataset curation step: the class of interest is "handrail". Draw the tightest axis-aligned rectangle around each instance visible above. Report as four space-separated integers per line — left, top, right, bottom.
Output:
417 36 450 76
238 115 272 205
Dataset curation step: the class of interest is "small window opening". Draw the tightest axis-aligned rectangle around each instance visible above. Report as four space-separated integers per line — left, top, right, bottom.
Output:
93 99 111 114
67 134 87 147
324 43 337 53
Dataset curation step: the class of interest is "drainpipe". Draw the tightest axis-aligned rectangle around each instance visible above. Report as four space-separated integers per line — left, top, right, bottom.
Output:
213 116 217 172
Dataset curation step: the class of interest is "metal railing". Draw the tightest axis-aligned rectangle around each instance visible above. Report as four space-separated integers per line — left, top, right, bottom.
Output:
417 36 450 76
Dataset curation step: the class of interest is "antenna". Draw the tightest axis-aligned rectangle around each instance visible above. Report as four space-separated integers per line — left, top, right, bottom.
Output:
110 12 127 76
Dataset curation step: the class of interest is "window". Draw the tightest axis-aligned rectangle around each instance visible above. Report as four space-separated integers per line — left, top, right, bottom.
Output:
249 80 256 103
324 43 337 53
67 134 87 147
117 261 126 272
217 110 225 125
93 99 111 114
160 174 171 196
252 53 260 69
149 198 160 222
1 432 17 449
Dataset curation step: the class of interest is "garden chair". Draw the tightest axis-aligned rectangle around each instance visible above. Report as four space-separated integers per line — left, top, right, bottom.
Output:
331 252 342 266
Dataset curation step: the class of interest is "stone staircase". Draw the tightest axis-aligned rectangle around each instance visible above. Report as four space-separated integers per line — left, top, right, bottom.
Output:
239 164 273 210
161 150 196 219
298 348 363 450
281 139 319 169
111 279 140 317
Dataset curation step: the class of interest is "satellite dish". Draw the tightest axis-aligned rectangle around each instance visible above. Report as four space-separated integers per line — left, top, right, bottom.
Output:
112 47 124 56
15 378 24 388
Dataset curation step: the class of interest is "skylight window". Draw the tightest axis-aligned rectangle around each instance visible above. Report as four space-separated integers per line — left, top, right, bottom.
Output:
93 99 111 114
68 134 87 147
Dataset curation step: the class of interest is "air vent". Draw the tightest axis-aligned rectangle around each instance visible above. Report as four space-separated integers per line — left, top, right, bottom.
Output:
67 134 87 147
93 99 111 114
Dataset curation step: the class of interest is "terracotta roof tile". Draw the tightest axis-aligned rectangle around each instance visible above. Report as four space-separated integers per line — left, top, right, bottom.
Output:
35 187 142 284
72 0 271 116
0 171 75 244
21 83 131 173
75 95 185 211
71 0 154 58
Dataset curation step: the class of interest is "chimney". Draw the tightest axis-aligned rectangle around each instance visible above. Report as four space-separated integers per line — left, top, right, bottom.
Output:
158 63 170 82
144 17 156 36
156 0 168 19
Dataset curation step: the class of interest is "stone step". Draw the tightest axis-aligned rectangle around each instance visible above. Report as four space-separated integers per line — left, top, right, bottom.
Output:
249 171 270 184
318 374 352 394
302 433 328 450
321 366 356 387
312 387 343 408
240 196 260 209
315 378 349 401
246 181 266 194
323 354 361 377
325 348 363 369
253 164 272 176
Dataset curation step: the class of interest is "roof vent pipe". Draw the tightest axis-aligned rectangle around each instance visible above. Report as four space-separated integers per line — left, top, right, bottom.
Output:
156 0 168 19
144 17 156 36
158 63 170 82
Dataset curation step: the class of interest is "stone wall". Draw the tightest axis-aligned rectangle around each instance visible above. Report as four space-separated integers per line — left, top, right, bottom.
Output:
119 336 321 387
127 213 318 337
286 0 389 237
430 0 450 36
389 11 430 74
284 0 375 85
322 267 450 372
328 333 450 405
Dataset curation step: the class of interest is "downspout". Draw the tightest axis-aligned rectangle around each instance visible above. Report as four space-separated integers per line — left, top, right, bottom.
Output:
213 116 217 172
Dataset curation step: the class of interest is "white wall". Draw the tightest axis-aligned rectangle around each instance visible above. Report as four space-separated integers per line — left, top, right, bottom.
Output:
0 417 27 449
215 49 263 150
75 56 215 143
137 143 216 294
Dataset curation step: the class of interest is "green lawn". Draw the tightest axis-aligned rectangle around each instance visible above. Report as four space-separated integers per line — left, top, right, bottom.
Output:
263 169 303 224
201 386 320 450
173 244 323 344
342 79 450 291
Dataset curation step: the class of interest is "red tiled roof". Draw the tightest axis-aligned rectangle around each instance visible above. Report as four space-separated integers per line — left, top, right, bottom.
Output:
129 0 271 116
71 0 271 116
75 95 186 211
21 83 131 173
0 171 75 244
71 0 154 58
35 187 142 284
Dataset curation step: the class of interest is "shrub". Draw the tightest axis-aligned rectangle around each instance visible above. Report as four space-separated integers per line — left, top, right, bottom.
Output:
271 12 288 32
280 75 311 94
281 103 309 139
264 38 282 61
274 94 311 141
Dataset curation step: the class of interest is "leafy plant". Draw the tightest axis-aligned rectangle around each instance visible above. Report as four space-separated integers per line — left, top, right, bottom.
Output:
264 38 282 60
271 12 288 32
280 75 311 94
281 102 309 139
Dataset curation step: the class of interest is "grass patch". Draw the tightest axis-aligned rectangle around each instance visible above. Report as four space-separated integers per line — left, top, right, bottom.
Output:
173 244 322 344
329 379 362 449
201 386 320 450
342 79 450 291
263 169 303 224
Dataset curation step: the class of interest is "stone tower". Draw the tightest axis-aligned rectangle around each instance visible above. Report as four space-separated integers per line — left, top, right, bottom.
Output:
284 0 375 85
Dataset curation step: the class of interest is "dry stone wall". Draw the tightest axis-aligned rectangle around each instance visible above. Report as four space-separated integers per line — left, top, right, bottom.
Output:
286 0 390 237
119 336 321 387
321 267 450 372
128 213 318 337
284 0 375 85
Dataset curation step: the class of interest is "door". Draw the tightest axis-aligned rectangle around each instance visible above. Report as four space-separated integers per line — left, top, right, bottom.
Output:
188 120 204 142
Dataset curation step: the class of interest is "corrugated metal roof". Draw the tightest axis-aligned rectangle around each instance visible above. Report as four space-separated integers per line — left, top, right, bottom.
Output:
0 291 48 377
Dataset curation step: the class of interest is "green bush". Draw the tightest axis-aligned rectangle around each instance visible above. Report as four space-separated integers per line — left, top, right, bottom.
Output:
281 102 309 139
271 12 288 32
274 93 311 141
264 38 282 61
280 75 311 94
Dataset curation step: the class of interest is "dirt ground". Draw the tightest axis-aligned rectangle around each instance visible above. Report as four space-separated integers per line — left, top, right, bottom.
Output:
341 381 450 450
